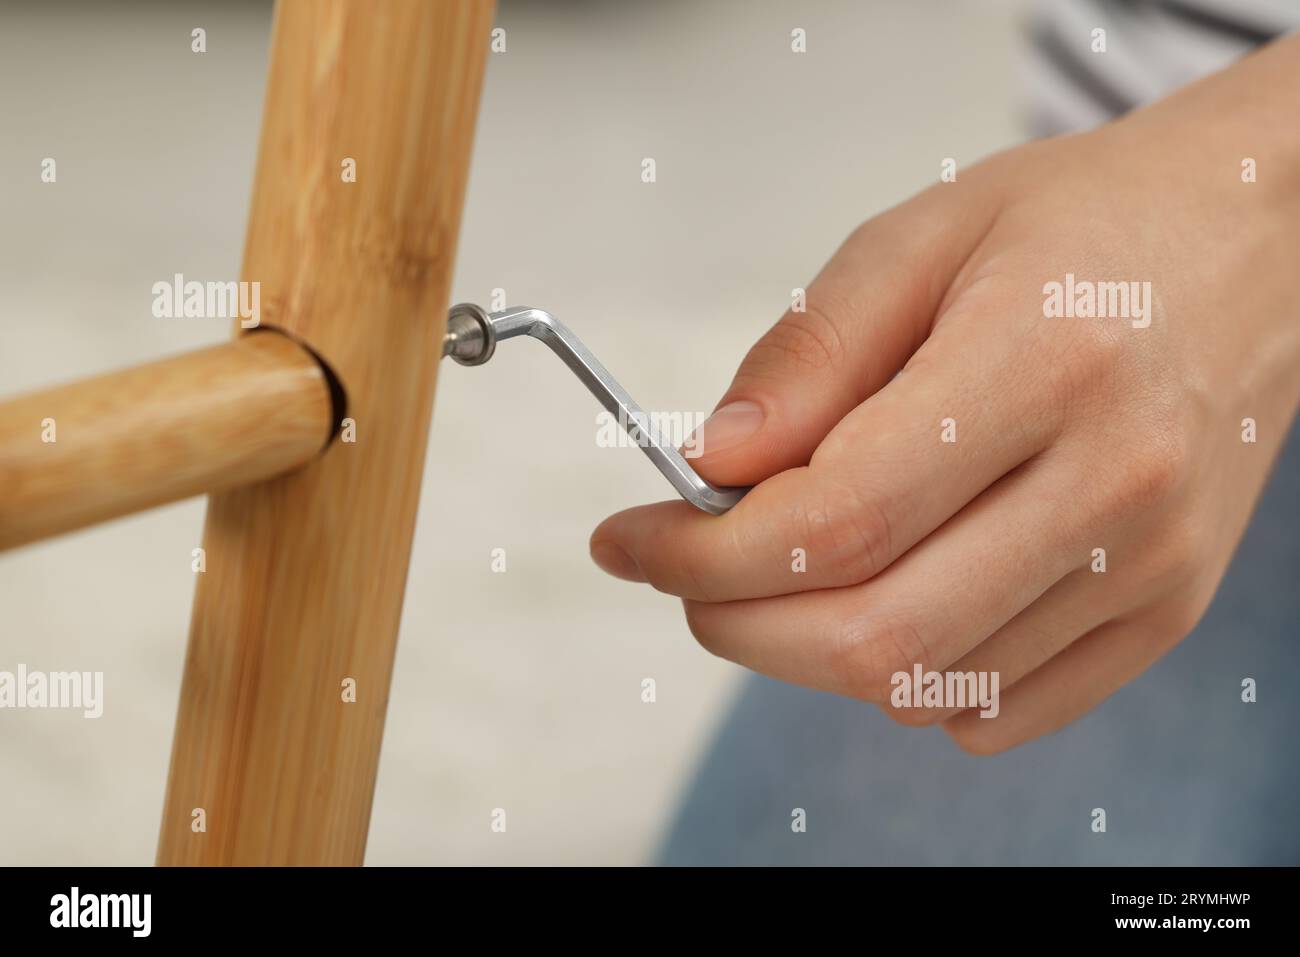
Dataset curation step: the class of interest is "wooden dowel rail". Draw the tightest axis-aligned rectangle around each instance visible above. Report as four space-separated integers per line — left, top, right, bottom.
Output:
0 331 336 552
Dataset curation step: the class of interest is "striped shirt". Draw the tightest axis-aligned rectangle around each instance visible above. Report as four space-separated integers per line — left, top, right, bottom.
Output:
1027 0 1300 134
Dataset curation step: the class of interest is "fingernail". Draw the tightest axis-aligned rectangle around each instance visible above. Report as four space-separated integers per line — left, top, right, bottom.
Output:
591 540 645 582
684 400 764 457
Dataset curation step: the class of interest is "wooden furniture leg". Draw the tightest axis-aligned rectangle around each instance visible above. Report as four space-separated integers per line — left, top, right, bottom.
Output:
157 0 493 865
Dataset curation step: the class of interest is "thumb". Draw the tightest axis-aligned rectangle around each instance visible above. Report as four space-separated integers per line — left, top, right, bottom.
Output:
686 191 999 487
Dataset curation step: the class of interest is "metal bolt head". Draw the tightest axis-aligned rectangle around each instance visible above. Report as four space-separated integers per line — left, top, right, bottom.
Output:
443 302 496 366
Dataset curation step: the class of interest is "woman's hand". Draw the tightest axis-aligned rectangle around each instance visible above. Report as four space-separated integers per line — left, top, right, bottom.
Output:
588 34 1300 753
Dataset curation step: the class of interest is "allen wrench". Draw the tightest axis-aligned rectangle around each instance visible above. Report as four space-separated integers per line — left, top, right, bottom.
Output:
441 303 749 514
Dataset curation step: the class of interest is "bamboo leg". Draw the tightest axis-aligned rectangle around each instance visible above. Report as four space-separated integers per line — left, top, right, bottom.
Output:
157 0 493 865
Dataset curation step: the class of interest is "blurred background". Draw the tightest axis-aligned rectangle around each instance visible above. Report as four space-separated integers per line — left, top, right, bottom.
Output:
0 0 1029 864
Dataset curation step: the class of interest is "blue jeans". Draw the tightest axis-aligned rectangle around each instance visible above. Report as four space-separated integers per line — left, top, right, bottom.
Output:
658 423 1300 865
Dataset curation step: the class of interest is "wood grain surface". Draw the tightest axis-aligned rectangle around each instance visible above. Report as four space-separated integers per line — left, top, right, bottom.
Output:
157 0 494 865
0 332 332 552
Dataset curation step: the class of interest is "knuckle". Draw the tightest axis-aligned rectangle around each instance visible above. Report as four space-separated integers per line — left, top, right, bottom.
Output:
1035 327 1130 432
1059 325 1126 386
1089 424 1191 528
1122 446 1186 513
748 300 846 376
830 611 929 703
798 483 894 584
1041 343 1102 427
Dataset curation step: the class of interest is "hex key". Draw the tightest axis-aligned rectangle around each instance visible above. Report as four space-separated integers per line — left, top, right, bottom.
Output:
442 303 749 514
